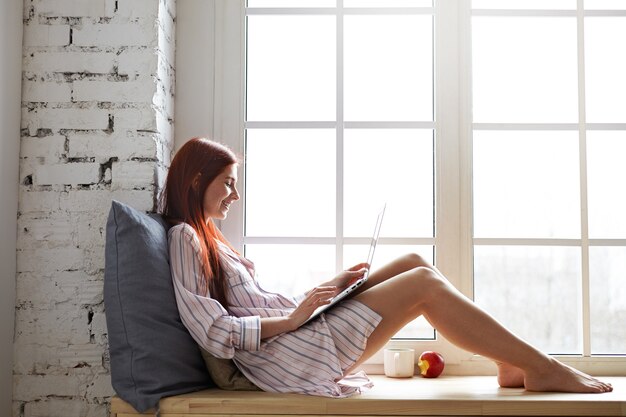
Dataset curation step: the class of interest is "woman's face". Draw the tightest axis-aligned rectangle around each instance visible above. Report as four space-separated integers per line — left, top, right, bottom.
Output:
203 164 240 222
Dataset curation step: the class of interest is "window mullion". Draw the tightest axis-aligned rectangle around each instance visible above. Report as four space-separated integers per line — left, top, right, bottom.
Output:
577 0 592 357
336 0 344 273
429 0 476 362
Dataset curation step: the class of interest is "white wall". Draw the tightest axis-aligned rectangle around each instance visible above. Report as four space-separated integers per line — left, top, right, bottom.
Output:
0 0 23 415
174 0 215 152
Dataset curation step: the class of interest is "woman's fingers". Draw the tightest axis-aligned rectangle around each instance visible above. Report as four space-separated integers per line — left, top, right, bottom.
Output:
305 286 336 306
349 262 369 272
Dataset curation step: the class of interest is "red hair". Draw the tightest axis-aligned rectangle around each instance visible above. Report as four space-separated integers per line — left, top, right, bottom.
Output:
159 137 240 307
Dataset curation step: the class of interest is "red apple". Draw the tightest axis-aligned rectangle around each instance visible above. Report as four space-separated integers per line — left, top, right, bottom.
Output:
418 351 445 378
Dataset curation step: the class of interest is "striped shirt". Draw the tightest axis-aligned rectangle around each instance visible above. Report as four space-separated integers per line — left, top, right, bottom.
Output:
168 223 382 397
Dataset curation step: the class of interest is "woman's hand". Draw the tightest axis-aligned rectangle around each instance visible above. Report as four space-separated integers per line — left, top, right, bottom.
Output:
285 286 337 330
324 263 369 296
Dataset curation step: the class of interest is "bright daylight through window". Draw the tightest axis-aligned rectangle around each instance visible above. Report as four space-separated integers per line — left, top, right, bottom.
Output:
239 0 626 361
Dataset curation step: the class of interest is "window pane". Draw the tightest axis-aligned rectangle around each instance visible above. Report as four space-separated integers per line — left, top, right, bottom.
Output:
248 0 335 6
472 17 578 123
584 17 626 123
344 15 432 121
473 131 580 238
472 0 575 8
585 0 626 9
474 246 582 354
246 16 335 121
344 245 433 276
345 0 432 7
590 246 626 354
344 129 434 237
587 131 626 238
345 245 435 339
245 244 336 296
245 129 336 236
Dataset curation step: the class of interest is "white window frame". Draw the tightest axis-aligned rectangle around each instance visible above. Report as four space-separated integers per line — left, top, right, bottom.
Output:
181 0 626 374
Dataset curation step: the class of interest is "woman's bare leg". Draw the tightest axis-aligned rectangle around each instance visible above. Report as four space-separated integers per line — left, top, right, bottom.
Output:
355 253 525 387
496 362 525 388
347 265 612 393
354 253 430 294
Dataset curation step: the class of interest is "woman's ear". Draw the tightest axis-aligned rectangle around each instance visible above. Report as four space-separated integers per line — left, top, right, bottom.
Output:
192 172 202 190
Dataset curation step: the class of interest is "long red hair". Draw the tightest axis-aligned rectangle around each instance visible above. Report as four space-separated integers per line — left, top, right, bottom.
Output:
159 137 240 307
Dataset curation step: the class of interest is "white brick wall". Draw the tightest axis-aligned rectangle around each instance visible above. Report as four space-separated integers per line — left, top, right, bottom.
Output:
15 0 177 415
22 24 70 47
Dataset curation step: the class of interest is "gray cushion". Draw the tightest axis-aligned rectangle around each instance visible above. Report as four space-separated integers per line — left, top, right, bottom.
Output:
200 350 260 391
104 200 214 412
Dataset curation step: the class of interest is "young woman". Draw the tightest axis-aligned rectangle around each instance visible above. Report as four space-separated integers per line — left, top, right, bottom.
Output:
159 137 613 397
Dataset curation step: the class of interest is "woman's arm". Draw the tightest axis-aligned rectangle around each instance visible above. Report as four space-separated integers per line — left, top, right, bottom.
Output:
170 225 263 358
260 286 337 338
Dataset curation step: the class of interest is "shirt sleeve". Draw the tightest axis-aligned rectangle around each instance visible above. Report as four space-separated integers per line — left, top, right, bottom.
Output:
168 224 261 358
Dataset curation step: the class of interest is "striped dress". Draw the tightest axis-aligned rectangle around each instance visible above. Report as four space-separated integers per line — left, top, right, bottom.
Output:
168 223 382 397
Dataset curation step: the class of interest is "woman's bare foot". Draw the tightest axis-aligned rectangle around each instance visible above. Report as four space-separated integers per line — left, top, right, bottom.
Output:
524 357 613 393
496 362 525 388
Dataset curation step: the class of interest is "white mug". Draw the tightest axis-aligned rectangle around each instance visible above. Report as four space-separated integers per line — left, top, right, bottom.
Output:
383 348 415 378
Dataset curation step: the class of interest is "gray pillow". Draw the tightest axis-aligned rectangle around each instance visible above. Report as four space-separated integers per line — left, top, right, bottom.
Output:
104 200 214 412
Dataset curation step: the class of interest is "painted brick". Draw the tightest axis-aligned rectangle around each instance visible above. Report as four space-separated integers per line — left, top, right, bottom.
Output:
15 0 177 414
19 191 62 213
158 22 176 67
24 398 88 417
36 0 107 17
68 131 158 162
111 160 154 190
73 79 156 103
88 308 108 343
83 247 106 274
17 214 75 248
57 344 105 369
17 247 85 273
22 81 72 103
23 24 70 47
156 108 174 140
34 162 100 186
14 306 91 349
73 21 157 47
60 189 154 213
22 108 110 132
14 374 83 401
12 344 51 375
116 0 159 18
20 135 66 160
117 49 158 76
76 212 107 249
16 272 102 306
13 342 104 375
24 51 116 74
112 106 156 130
85 373 114 399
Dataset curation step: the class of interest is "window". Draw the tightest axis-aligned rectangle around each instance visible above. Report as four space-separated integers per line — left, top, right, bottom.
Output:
471 0 626 358
211 0 626 371
244 0 437 340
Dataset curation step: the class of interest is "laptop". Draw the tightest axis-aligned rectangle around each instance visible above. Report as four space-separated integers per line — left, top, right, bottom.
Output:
303 204 386 324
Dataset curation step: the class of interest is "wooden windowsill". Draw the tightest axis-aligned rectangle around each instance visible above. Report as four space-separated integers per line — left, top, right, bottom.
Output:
111 375 626 416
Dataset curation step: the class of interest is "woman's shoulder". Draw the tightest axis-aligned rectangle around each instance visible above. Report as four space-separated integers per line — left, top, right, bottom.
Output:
168 222 202 251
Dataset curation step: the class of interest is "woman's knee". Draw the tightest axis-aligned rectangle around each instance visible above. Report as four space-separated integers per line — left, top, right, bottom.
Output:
406 266 447 294
399 252 430 269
